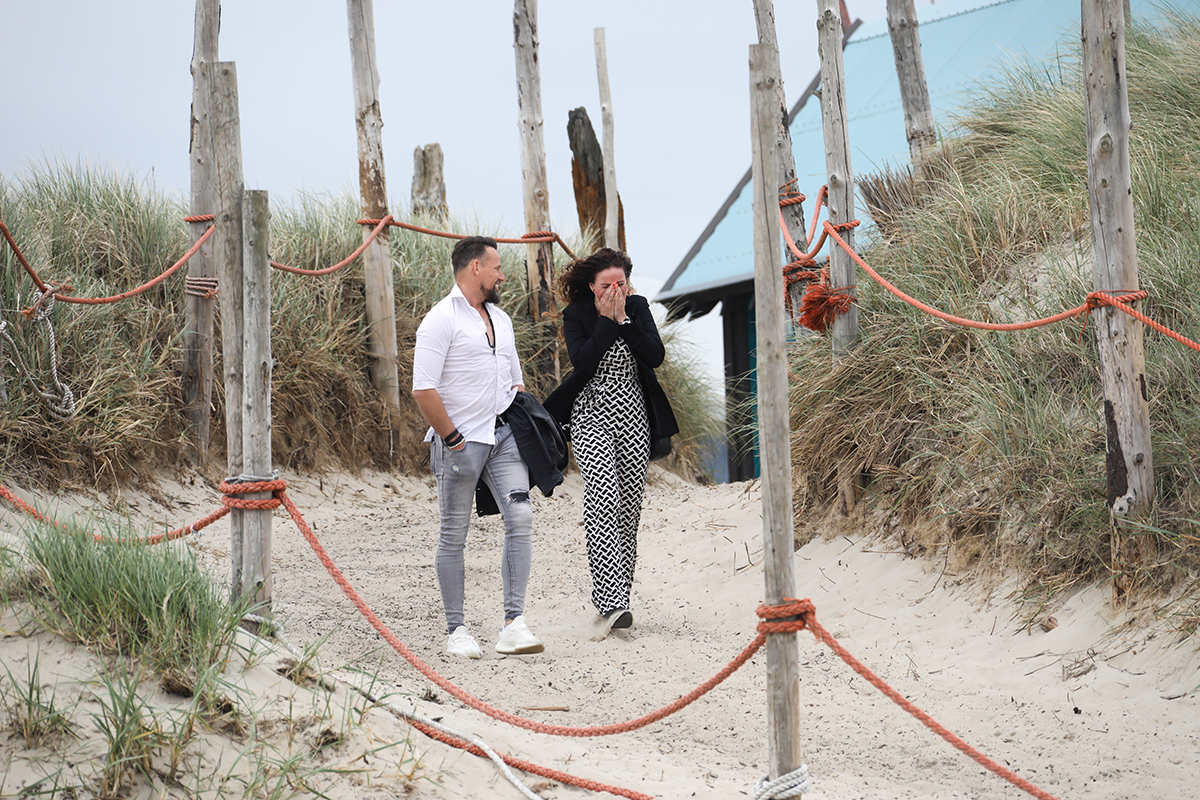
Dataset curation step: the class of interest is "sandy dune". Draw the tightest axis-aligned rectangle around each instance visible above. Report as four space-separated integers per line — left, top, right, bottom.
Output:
2 466 1198 799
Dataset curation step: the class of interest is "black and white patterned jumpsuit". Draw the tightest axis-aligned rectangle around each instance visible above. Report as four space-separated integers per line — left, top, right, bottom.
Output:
571 334 651 615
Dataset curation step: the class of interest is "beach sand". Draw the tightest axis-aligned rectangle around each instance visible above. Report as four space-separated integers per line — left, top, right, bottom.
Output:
1 466 1197 799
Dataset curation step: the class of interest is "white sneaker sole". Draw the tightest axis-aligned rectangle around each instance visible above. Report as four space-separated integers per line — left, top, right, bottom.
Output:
494 641 544 655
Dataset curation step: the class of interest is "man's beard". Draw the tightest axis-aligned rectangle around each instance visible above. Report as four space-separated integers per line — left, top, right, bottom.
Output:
485 285 502 304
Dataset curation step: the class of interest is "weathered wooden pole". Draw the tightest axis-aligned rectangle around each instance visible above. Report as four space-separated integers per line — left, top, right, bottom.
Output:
241 189 273 615
1081 0 1155 592
886 0 937 167
412 143 447 217
750 42 804 792
183 0 220 467
753 0 810 319
817 0 859 358
593 27 620 251
347 0 403 443
206 61 247 600
513 0 559 383
567 108 625 252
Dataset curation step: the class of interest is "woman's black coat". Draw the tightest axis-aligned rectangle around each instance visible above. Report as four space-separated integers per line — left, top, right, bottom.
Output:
543 293 679 446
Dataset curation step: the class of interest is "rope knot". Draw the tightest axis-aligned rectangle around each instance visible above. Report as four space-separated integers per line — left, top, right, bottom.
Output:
219 477 287 510
778 179 806 208
756 598 814 635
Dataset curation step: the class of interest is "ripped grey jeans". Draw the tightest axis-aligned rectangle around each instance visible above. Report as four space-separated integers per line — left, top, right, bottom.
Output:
431 423 533 634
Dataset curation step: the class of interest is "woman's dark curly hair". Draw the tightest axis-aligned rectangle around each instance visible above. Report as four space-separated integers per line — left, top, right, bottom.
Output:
555 247 634 305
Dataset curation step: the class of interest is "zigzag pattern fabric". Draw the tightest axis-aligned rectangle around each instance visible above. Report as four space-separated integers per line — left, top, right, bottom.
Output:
570 337 651 614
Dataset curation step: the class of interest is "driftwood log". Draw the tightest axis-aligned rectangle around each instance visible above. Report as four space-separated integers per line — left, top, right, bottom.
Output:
566 107 625 253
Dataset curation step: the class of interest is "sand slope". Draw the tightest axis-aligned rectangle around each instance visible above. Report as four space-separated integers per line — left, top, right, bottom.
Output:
1 467 1197 799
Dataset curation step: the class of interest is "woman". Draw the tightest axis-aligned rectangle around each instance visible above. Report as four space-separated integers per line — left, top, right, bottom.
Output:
544 248 678 635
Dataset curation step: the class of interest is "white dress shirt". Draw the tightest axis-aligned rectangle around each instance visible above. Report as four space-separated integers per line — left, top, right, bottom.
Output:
412 283 523 445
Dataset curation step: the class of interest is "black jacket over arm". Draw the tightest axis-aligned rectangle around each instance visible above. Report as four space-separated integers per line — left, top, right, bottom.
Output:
543 293 679 443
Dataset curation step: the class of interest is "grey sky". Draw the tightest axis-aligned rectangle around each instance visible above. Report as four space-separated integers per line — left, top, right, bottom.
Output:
0 0 936 286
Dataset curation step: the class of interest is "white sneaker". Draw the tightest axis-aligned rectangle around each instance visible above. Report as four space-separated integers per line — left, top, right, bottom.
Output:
446 626 482 659
494 615 544 655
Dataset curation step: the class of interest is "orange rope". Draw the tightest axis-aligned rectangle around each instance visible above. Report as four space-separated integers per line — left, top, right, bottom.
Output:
358 217 578 262
0 482 229 545
2 219 216 314
821 222 1183 341
766 599 1061 800
269 216 394 275
276 482 764 736
405 717 652 800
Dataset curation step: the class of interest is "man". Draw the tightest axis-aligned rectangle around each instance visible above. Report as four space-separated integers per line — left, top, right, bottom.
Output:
412 236 545 658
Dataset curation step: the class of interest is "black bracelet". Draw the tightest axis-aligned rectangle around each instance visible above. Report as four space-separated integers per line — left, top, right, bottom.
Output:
443 429 464 447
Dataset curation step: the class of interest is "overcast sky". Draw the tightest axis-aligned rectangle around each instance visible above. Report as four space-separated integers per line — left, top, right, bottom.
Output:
0 0 942 287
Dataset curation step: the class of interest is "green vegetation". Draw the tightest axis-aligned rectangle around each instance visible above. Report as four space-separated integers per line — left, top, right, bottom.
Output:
0 172 721 487
798 10 1200 608
0 512 427 798
20 520 247 685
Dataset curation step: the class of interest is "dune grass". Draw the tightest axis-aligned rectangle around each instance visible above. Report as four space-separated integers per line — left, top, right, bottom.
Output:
0 168 721 487
798 10 1200 611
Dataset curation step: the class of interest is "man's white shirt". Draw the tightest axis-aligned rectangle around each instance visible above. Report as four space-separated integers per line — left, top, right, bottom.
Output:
412 283 523 445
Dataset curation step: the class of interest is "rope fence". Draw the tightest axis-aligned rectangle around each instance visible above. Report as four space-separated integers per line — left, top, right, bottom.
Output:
0 477 1064 800
0 213 577 421
779 184 1200 354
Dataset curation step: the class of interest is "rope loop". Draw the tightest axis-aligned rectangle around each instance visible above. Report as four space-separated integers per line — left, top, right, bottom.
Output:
184 276 219 299
830 219 861 232
219 477 286 511
184 213 215 223
755 598 813 634
1086 289 1148 310
754 764 811 800
521 230 553 239
779 179 806 208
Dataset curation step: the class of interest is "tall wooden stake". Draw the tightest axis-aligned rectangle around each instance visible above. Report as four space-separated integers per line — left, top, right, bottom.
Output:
1081 0 1155 592
347 0 403 442
183 0 220 467
241 189 273 615
817 0 859 358
513 0 559 383
752 0 809 319
886 0 937 167
207 61 247 600
751 42 803 790
594 27 620 251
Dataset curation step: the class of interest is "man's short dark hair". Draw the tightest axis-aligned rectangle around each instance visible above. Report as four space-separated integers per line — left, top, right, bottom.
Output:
451 236 499 273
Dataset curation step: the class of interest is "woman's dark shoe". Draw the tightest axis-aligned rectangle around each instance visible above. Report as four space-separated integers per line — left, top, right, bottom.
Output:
606 609 633 629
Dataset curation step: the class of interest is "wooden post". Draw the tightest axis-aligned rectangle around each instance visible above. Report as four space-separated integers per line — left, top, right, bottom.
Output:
753 0 810 320
1081 0 1155 593
594 27 620 251
206 61 247 600
183 0 220 467
513 0 559 383
412 143 447 217
750 42 803 789
567 108 625 252
886 0 937 167
817 0 859 358
241 189 273 615
347 0 403 441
